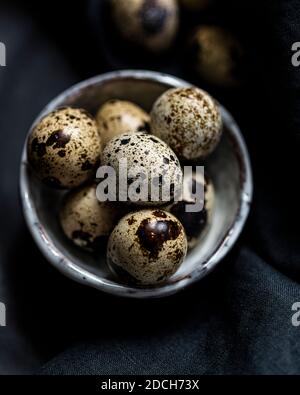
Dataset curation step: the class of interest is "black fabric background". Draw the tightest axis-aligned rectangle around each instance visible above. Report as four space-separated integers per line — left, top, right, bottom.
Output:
0 0 300 374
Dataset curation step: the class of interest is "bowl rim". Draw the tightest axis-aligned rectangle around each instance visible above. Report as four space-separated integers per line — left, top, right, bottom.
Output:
20 70 253 299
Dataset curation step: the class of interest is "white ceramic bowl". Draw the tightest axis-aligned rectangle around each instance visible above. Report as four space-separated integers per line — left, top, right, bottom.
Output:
20 70 252 298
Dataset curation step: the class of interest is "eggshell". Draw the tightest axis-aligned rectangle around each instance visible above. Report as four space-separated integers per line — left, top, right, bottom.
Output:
101 132 183 205
107 209 187 285
168 171 214 249
96 100 150 148
150 87 222 160
60 183 122 250
190 26 244 87
111 0 179 52
27 107 102 188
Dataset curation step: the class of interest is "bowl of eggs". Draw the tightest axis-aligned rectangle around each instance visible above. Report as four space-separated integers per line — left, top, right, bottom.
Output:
20 70 252 298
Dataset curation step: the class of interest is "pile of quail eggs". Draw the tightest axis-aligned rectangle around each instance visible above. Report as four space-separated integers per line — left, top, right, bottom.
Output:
27 86 222 286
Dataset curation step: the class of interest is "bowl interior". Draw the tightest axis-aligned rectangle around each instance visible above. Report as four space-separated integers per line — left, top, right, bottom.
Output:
20 71 252 298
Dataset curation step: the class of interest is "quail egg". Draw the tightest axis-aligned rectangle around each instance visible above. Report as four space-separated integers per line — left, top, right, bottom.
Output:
101 132 183 205
96 100 150 149
179 0 212 11
150 87 222 160
167 170 214 249
190 26 244 87
111 0 179 52
27 107 102 188
60 183 122 250
107 209 187 285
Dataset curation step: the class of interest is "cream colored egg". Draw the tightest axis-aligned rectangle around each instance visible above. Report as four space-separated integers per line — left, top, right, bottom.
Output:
190 26 244 87
101 132 183 206
27 107 102 188
111 0 179 52
60 183 122 250
96 100 150 148
150 87 222 160
107 209 187 285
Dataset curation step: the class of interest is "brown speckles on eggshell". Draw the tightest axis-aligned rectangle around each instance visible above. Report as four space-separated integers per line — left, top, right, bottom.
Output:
45 129 71 149
60 183 123 250
107 209 187 285
102 132 183 206
150 87 222 160
136 216 181 259
58 150 66 158
152 209 167 218
121 138 131 145
31 138 47 157
127 216 137 225
27 107 102 189
96 100 150 149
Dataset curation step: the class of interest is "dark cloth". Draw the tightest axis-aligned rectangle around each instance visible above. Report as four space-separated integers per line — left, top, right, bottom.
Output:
0 0 300 375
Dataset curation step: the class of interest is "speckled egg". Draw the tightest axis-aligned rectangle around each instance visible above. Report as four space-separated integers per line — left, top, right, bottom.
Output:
150 87 222 160
167 170 214 249
111 0 179 52
190 26 244 87
107 209 187 285
179 0 212 11
60 183 122 250
96 100 150 149
27 107 102 188
102 132 183 205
